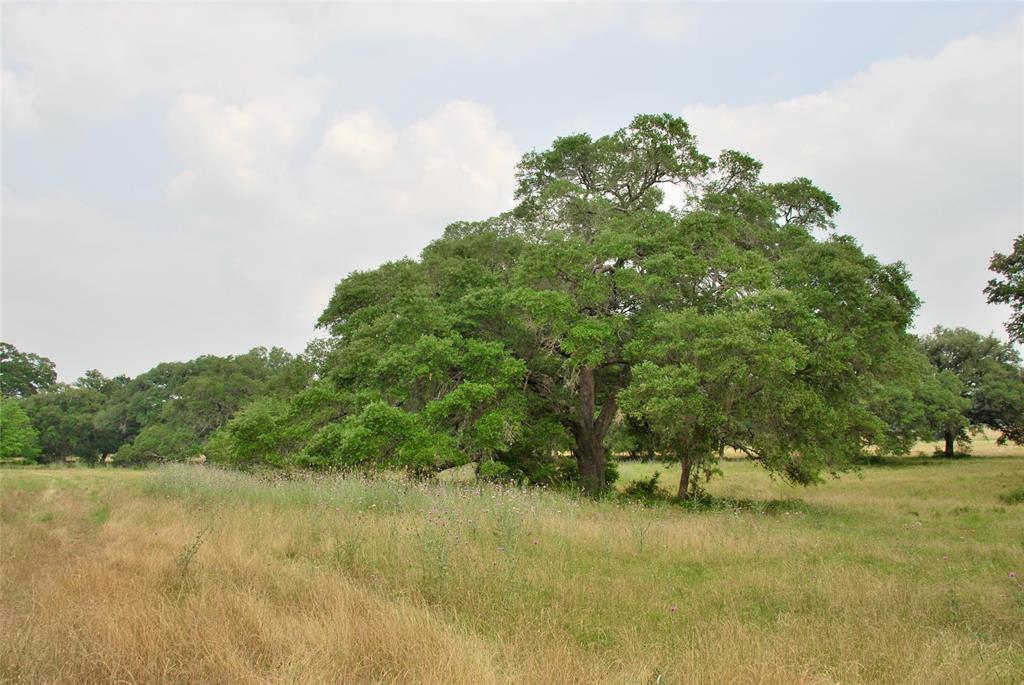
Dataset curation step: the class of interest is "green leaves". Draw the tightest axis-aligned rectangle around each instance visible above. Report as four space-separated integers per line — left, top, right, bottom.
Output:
0 343 57 398
302 402 462 474
0 399 41 460
22 386 115 462
562 319 618 367
868 348 969 455
921 326 1024 446
114 424 198 465
764 177 841 231
515 114 712 232
985 234 1024 343
621 306 820 484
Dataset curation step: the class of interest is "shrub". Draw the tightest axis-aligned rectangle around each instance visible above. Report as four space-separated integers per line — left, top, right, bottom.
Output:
620 471 670 504
476 459 513 483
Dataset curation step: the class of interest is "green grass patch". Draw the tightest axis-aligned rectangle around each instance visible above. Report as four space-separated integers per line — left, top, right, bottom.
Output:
999 486 1024 505
87 503 111 527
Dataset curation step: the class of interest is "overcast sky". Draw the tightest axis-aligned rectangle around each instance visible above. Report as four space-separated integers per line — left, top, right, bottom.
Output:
2 3 1022 382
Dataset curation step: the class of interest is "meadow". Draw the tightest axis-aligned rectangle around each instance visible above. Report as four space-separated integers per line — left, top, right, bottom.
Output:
1 448 1022 684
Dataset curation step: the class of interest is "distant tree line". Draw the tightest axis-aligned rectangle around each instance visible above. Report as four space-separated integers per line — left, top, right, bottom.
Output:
0 343 322 466
1 114 1021 499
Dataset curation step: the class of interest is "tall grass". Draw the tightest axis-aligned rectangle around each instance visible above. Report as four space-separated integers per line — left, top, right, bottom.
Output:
2 456 1022 684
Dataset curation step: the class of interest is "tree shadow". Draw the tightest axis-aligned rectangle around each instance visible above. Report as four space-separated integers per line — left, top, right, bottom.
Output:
853 453 1020 468
678 494 823 517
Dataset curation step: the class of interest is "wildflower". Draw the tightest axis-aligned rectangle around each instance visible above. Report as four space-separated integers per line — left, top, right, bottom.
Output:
1010 572 1018 579
943 555 949 561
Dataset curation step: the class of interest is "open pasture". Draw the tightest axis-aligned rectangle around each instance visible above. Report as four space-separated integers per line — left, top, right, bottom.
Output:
2 455 1022 684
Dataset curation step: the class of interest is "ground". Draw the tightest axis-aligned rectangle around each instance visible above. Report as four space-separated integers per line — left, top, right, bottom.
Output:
1 448 1022 684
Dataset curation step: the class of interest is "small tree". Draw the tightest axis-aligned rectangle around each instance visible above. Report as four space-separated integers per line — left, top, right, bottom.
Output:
0 399 41 461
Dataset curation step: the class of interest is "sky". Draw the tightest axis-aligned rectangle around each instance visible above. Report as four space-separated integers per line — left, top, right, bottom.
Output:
2 2 1022 382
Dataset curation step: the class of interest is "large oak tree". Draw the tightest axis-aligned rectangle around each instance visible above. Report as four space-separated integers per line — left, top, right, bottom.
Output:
235 114 923 496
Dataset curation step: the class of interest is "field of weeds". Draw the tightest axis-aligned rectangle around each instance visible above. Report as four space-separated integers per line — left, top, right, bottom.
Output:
2 453 1022 684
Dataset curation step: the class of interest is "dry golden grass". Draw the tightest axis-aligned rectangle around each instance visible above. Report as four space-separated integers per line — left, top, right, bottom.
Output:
2 455 1022 684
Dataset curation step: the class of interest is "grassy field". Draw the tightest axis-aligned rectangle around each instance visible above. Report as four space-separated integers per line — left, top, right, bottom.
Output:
2 452 1022 684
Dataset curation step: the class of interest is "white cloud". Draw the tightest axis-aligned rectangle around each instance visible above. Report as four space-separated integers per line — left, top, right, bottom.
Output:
0 3 626 135
2 4 325 134
2 2 694 137
1 69 39 133
319 111 397 170
316 100 519 216
683 20 1023 339
640 6 697 43
298 102 518 275
168 95 519 235
165 92 321 204
320 4 620 51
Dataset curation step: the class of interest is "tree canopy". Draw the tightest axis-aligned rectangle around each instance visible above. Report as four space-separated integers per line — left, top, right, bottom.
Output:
0 342 57 398
15 347 313 464
221 113 925 496
21 385 118 462
920 326 1024 455
0 399 41 461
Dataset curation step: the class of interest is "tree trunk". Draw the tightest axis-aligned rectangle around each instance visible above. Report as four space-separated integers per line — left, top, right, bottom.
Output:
573 365 617 496
944 429 955 457
677 456 695 500
574 422 605 495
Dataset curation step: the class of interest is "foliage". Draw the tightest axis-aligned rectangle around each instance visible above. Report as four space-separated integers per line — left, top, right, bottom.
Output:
619 471 670 504
0 342 57 398
114 423 199 465
11 346 315 464
21 386 119 462
299 278 531 475
74 369 131 394
0 399 41 460
476 459 513 483
206 396 300 468
985 234 1023 343
112 347 309 464
868 346 969 455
